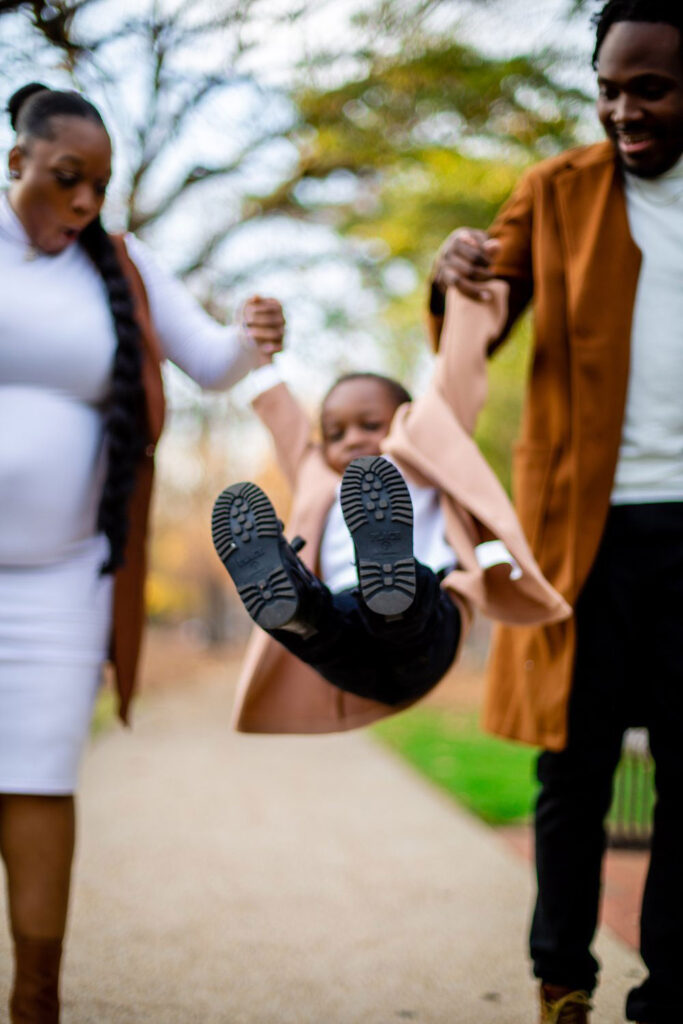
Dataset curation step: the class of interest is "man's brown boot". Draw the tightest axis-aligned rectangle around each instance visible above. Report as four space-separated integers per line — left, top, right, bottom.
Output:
10 934 62 1024
539 983 592 1024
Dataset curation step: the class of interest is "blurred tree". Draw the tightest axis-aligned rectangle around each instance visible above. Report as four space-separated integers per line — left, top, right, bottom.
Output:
2 1 593 290
242 10 593 468
1 0 596 634
1 1 294 273
0 0 304 640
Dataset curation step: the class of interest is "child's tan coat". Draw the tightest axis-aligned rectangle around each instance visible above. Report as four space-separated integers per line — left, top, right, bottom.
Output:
232 284 570 734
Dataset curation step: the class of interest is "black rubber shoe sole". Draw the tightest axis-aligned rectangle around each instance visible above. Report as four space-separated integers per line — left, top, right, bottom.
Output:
211 482 298 630
340 455 416 615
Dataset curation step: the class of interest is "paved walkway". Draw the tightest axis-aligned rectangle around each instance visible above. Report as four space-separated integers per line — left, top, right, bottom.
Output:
0 670 644 1023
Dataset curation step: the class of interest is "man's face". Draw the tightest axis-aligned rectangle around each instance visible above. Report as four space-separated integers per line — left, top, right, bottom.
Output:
596 21 683 178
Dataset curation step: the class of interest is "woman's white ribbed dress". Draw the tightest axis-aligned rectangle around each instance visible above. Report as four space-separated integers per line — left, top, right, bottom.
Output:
0 194 256 794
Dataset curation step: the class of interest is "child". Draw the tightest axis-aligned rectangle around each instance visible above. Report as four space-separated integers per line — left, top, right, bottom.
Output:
215 285 570 734
213 435 462 708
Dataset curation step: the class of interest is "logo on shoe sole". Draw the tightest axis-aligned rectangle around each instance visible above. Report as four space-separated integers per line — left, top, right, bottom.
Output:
369 530 401 549
234 552 265 569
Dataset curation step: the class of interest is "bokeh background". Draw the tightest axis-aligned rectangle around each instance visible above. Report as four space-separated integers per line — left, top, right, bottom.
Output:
4 0 626 838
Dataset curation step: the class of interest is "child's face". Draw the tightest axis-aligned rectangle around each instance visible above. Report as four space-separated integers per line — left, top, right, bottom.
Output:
321 378 399 475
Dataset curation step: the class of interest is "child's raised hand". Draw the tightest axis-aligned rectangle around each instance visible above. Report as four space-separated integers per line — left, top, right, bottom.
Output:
433 229 500 302
241 296 285 365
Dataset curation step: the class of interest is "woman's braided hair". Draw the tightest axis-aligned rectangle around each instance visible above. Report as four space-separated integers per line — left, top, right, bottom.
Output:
8 83 146 574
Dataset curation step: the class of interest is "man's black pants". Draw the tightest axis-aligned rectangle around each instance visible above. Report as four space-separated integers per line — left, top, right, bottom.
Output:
530 503 683 1023
270 560 461 705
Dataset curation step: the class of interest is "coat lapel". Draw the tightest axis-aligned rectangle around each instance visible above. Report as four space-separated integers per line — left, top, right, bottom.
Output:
553 149 641 583
554 147 640 351
108 235 166 722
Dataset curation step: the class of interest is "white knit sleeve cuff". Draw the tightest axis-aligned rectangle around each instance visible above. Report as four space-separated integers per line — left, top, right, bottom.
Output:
474 540 522 580
239 362 284 404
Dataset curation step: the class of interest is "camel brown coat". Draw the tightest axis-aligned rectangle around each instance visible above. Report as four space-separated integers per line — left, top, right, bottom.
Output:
231 286 570 734
109 236 165 723
430 141 642 751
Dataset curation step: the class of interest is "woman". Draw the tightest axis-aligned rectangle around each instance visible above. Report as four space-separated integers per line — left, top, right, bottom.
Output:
0 82 284 1022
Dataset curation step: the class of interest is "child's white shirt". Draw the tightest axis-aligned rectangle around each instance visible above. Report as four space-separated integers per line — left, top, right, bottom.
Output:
320 466 457 593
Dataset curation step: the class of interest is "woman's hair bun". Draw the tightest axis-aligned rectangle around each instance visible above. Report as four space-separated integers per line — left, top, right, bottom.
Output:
7 82 49 131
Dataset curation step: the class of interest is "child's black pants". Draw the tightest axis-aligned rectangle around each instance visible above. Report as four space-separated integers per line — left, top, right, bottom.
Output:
269 560 460 705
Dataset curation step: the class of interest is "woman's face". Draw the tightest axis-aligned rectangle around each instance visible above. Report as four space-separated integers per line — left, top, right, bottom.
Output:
8 115 111 254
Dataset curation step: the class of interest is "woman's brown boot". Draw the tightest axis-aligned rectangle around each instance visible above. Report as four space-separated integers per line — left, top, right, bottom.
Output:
10 934 62 1024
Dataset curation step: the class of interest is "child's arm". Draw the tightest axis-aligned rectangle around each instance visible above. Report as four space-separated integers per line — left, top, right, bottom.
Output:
429 281 510 436
238 298 314 486
243 363 314 489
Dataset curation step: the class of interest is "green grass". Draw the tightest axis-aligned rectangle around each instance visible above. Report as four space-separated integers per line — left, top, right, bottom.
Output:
374 707 539 825
374 707 657 837
607 753 656 837
91 687 118 736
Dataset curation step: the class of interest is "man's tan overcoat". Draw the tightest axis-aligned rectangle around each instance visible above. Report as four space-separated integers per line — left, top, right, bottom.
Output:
430 141 642 751
231 287 570 735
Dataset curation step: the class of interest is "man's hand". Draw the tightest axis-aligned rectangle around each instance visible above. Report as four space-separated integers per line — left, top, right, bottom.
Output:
433 228 500 301
241 296 285 366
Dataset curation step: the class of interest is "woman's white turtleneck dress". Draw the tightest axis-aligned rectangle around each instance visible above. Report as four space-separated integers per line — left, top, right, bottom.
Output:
0 194 256 792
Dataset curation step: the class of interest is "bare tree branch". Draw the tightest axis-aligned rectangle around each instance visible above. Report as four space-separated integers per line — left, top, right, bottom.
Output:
129 128 283 232
210 248 360 292
4 1 96 66
175 218 249 278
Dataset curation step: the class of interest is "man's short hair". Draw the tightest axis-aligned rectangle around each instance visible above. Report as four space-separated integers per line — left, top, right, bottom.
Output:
592 0 683 68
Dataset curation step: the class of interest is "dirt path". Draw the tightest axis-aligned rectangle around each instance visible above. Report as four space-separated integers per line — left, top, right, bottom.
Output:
0 650 643 1023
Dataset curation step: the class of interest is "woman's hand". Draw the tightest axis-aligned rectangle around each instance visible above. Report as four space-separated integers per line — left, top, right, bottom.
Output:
433 229 500 301
241 296 285 365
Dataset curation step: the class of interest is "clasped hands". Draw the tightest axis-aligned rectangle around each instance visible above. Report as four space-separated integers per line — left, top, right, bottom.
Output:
241 227 501 367
240 295 286 366
432 228 501 302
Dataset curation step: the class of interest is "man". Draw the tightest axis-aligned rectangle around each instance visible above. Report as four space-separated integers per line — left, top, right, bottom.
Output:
430 2 683 1022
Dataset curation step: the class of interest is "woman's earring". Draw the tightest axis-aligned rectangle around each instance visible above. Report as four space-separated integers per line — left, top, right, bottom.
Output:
9 169 20 179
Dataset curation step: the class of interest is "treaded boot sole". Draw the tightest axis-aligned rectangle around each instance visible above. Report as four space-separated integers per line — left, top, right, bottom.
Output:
211 482 298 630
340 455 415 615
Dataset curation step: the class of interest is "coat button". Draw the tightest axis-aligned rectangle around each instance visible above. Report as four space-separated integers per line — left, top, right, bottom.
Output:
525 659 535 671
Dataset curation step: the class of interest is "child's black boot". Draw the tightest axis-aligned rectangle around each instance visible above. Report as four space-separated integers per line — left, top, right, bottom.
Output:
340 455 416 616
211 482 329 637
